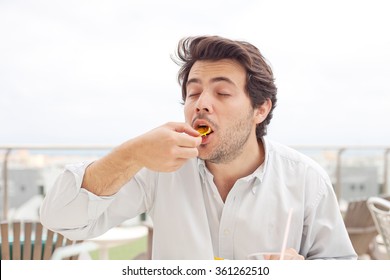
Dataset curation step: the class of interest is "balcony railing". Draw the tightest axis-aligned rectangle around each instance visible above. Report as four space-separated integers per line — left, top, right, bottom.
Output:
1 144 390 221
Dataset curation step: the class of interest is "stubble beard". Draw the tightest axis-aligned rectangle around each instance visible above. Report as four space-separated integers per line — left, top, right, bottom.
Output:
200 110 254 164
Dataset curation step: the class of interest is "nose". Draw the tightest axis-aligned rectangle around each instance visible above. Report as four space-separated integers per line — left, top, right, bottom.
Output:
195 91 213 114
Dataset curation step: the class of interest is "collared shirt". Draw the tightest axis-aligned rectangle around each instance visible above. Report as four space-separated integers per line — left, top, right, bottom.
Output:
40 137 357 259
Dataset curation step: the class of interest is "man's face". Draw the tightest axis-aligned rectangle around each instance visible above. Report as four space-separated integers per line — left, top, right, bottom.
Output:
184 59 259 163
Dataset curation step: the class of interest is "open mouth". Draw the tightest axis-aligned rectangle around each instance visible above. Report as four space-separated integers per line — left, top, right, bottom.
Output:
196 125 213 137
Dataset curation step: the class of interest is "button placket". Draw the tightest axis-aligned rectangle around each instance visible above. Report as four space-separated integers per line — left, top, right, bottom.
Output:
218 181 244 259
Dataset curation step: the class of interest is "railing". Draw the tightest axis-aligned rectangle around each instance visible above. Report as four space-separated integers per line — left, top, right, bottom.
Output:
1 145 112 221
1 144 390 221
291 145 390 201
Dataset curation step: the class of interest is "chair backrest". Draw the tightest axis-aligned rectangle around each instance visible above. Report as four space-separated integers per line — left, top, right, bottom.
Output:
367 197 390 258
343 195 390 256
343 198 379 255
0 220 80 260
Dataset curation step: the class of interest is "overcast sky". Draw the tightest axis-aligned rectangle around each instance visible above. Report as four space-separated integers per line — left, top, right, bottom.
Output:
1 0 389 146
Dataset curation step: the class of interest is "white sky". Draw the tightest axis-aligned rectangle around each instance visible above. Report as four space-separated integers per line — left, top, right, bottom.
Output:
1 0 389 146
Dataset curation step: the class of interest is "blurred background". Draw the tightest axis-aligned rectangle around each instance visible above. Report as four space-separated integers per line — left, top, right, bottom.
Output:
0 0 389 259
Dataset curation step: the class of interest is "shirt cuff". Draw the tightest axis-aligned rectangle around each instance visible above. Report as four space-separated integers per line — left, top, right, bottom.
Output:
65 161 115 219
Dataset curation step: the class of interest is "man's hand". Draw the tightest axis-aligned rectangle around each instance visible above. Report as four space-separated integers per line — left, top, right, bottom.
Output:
82 122 201 196
133 122 202 172
265 248 304 260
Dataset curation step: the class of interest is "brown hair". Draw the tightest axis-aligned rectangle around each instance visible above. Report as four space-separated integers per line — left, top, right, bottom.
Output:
174 35 277 139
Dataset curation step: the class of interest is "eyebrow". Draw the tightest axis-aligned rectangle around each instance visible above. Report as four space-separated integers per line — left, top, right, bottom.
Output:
186 76 236 87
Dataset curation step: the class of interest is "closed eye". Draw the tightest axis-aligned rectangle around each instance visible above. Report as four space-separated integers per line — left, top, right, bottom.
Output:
188 93 201 98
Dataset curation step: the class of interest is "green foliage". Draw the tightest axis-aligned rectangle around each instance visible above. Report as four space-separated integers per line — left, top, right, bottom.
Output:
89 236 147 260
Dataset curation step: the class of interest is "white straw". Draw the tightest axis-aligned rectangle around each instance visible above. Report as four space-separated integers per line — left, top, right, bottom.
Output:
280 208 293 260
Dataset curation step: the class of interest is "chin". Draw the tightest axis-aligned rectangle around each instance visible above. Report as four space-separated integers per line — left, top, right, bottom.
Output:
197 149 209 161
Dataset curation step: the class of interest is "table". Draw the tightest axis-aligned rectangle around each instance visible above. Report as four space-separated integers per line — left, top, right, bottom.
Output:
89 226 148 259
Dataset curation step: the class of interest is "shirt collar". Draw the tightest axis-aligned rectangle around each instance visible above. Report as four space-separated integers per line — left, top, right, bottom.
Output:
197 158 207 182
197 136 270 184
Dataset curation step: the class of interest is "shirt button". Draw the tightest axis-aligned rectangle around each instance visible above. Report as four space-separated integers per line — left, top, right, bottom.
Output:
224 229 230 235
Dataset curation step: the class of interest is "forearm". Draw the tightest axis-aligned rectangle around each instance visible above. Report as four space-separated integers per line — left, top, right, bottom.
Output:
41 157 154 240
82 122 201 196
82 138 143 196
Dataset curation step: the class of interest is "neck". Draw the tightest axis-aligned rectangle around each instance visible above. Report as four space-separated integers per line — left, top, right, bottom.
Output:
206 138 265 202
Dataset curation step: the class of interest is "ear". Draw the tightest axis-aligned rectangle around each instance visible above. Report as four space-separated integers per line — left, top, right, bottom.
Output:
254 98 272 124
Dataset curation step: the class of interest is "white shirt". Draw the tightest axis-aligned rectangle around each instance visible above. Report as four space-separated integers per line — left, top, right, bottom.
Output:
40 137 357 259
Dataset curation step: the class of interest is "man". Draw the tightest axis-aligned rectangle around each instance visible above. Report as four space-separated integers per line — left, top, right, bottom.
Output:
40 36 357 260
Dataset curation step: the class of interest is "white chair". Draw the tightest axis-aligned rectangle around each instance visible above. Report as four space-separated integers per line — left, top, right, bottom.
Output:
51 241 99 260
367 197 390 258
343 198 378 257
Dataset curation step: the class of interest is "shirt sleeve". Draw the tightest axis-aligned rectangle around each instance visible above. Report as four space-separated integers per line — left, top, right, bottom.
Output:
40 161 155 241
300 168 357 259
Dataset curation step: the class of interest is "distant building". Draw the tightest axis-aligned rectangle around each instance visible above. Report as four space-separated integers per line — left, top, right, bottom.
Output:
0 168 44 218
341 166 379 201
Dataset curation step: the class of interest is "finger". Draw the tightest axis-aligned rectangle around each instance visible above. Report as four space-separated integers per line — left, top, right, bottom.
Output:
285 248 299 256
268 254 279 260
285 248 304 260
175 147 199 159
168 122 200 137
286 248 297 253
176 132 202 148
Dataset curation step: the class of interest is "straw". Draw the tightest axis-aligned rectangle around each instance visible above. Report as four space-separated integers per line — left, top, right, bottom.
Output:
279 208 293 260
